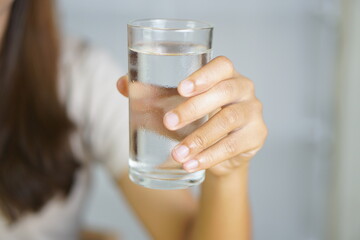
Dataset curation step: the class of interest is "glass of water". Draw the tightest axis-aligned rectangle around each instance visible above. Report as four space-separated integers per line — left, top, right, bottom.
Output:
127 19 213 189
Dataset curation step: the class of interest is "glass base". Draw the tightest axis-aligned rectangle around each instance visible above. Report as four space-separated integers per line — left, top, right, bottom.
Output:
129 167 205 190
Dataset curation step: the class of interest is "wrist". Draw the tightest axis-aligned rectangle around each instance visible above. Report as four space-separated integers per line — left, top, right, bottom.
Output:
204 163 250 186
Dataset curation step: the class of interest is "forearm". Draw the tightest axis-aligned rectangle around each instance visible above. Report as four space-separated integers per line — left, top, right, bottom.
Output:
189 165 251 240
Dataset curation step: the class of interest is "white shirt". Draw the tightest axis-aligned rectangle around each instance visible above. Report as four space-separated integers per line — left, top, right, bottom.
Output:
0 39 129 240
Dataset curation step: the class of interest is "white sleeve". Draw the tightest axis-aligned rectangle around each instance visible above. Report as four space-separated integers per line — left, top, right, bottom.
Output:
60 40 129 178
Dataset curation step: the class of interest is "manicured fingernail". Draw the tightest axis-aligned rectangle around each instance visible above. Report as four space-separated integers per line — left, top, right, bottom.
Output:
173 145 189 162
179 80 194 95
183 159 199 172
164 112 179 129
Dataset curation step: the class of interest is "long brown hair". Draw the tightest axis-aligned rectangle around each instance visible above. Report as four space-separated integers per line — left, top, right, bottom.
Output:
0 0 79 222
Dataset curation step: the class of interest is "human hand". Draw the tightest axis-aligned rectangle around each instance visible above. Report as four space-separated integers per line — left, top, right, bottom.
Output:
117 56 267 177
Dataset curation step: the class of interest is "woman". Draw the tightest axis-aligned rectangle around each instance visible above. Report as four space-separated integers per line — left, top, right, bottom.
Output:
0 0 267 239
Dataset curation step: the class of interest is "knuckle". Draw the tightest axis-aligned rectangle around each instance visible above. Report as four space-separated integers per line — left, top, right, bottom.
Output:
224 138 238 155
218 80 235 98
255 121 268 146
262 123 269 140
191 134 207 149
201 152 215 167
217 110 233 131
215 116 229 132
216 56 234 72
243 78 255 96
186 100 199 116
221 106 243 126
252 98 263 112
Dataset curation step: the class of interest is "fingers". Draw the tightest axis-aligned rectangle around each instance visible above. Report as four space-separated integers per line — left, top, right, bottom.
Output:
171 98 263 163
164 77 255 130
171 102 247 163
182 121 267 172
178 56 235 97
117 75 129 97
119 55 267 175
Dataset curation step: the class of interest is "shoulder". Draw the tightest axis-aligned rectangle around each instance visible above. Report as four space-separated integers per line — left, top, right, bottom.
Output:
59 37 122 80
57 37 125 119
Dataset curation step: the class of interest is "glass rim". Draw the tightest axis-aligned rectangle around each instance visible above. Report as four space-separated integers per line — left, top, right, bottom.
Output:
127 18 213 31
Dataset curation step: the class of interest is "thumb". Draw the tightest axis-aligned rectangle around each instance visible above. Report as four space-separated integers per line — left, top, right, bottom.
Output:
117 75 129 97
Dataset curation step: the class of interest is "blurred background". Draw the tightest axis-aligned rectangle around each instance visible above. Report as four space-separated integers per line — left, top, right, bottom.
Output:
57 0 360 239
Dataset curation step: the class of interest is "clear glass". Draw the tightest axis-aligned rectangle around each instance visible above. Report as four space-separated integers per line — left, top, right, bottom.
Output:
127 19 213 189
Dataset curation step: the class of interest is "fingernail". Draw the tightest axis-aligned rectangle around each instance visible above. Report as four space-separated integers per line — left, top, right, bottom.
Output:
173 145 189 162
180 80 194 95
164 112 179 129
183 159 199 172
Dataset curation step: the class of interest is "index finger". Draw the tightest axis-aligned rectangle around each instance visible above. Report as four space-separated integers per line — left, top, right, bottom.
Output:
178 56 236 97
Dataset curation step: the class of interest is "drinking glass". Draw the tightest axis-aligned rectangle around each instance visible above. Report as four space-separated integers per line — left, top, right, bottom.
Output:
127 18 213 189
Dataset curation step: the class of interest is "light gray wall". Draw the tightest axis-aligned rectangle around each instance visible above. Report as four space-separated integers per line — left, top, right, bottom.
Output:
57 0 340 239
